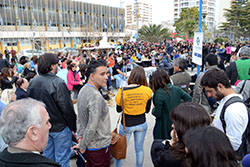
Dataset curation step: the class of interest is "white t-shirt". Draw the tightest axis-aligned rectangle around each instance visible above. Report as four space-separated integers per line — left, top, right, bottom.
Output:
213 94 248 151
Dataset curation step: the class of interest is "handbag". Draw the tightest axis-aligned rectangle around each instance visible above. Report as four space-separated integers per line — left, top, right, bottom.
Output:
110 88 127 160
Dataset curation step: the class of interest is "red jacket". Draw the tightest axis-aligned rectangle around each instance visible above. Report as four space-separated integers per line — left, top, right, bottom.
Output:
67 70 81 91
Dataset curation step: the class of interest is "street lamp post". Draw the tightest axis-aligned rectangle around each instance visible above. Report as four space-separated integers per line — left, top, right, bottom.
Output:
197 0 203 76
202 13 206 34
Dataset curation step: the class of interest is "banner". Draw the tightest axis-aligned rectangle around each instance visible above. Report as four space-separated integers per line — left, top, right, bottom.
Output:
192 32 203 66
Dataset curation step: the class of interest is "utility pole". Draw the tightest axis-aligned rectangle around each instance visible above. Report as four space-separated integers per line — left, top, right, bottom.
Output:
197 0 202 76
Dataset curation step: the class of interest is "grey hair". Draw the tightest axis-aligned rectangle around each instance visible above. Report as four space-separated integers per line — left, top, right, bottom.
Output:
0 98 46 146
240 46 250 57
174 58 187 71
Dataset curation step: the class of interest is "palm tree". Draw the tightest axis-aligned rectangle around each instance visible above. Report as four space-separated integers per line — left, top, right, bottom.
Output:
138 24 170 42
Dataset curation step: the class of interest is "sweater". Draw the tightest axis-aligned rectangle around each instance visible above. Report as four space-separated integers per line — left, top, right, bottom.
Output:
77 84 112 150
115 85 153 127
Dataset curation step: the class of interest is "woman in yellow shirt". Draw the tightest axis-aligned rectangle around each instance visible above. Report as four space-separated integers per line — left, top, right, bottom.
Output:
115 66 152 167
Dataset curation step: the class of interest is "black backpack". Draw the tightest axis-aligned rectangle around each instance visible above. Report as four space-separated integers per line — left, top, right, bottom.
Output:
220 96 250 159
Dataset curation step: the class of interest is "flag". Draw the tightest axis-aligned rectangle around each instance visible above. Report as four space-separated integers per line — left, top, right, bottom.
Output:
119 24 122 31
49 20 52 27
83 21 87 27
0 17 3 25
104 23 107 29
33 19 37 26
111 24 114 31
94 23 97 29
18 19 21 26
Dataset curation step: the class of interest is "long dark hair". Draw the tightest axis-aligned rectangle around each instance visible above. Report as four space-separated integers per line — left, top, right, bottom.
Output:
0 67 10 79
128 66 148 86
151 69 170 92
169 102 211 160
183 126 239 167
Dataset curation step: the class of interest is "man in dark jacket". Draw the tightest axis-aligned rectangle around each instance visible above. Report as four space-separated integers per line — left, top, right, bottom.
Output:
4 47 10 62
0 53 10 71
170 58 191 93
15 78 29 100
226 46 250 85
27 53 76 167
0 98 60 167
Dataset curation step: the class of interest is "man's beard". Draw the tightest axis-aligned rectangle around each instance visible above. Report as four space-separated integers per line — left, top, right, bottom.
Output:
215 89 224 101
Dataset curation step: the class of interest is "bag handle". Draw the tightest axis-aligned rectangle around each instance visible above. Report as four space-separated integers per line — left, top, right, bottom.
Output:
121 88 126 130
114 88 126 130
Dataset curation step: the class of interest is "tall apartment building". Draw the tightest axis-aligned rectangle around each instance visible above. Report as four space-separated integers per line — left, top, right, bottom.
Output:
0 0 127 53
174 0 216 31
126 1 152 30
216 0 232 28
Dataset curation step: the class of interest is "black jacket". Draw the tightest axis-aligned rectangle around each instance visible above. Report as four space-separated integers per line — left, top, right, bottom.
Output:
27 72 76 132
0 76 18 91
0 59 9 71
0 148 61 167
15 87 28 100
151 139 181 167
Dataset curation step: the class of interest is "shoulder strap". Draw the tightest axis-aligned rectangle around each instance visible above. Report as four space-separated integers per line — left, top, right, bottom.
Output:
114 88 126 130
239 80 247 94
220 96 243 134
121 88 126 130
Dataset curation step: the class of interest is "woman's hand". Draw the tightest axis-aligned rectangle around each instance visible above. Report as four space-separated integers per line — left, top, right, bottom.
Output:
169 129 178 146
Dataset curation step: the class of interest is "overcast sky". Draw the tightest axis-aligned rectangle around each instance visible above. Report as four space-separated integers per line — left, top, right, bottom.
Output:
74 0 174 23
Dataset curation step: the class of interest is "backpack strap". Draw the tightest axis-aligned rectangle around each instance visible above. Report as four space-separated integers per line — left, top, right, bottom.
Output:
239 80 247 94
220 96 243 134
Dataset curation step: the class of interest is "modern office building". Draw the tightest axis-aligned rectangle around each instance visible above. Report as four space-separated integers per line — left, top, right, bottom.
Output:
173 0 216 31
125 0 152 30
0 0 128 53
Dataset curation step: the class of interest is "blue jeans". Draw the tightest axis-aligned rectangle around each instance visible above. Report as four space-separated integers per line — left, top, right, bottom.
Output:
107 75 112 90
108 67 113 74
115 122 148 167
113 74 127 88
43 127 72 167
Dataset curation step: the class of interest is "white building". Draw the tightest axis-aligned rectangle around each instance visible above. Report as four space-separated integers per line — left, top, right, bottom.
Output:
173 0 216 31
125 0 152 30
216 0 232 29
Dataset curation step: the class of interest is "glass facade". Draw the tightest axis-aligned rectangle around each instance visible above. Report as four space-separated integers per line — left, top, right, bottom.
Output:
0 0 125 32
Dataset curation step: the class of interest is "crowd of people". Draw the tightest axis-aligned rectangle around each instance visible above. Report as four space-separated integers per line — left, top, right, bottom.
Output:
0 40 249 167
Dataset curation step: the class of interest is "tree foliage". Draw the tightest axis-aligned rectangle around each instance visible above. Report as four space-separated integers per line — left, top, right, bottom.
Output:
174 7 199 38
138 24 170 42
220 0 250 39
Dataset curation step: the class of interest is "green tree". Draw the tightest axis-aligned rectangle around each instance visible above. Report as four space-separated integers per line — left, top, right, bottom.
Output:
138 24 170 42
174 7 199 38
220 0 250 40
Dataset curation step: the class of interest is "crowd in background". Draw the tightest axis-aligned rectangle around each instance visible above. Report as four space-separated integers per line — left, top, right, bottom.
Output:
0 39 250 167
